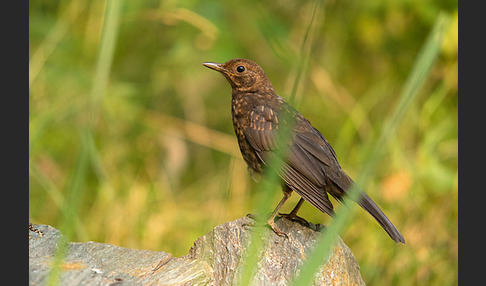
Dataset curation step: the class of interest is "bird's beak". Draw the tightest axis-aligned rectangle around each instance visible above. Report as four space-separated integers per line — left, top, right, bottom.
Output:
202 62 225 73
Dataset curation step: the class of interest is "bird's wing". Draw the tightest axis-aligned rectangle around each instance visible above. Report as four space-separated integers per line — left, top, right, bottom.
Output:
244 104 337 215
293 125 353 196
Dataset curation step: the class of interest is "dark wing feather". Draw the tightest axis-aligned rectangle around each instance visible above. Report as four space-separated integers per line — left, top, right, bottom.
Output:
294 126 355 194
244 105 335 215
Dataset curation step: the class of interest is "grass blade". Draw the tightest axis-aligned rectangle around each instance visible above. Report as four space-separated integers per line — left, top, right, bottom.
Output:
88 0 122 126
288 0 324 105
235 114 296 286
44 1 123 284
290 12 451 286
46 131 89 286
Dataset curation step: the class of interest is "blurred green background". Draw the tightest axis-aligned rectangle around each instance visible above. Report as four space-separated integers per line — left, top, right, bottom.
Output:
29 0 458 285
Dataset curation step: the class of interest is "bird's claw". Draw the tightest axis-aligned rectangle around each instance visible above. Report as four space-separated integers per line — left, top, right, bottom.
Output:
278 212 310 227
267 219 289 239
243 214 290 239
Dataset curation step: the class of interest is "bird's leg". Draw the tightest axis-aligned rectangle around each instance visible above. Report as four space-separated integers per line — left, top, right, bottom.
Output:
279 198 310 227
266 189 292 238
285 197 304 216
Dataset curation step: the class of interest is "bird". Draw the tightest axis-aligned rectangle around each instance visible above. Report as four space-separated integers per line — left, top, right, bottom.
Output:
202 58 405 243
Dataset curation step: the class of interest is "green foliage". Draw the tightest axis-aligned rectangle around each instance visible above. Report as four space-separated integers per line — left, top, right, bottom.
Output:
29 0 457 285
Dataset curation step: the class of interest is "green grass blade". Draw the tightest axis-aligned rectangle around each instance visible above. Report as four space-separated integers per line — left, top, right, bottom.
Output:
44 1 123 284
290 12 451 286
235 114 296 286
288 0 324 105
46 131 89 286
236 3 325 283
89 0 122 126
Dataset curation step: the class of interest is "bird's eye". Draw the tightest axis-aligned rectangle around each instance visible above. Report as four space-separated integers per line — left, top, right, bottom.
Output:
236 65 245 73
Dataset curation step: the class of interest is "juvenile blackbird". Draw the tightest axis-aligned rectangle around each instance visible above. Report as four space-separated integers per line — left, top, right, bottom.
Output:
202 58 405 243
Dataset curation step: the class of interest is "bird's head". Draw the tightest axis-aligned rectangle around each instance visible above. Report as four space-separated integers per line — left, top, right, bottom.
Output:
203 58 274 93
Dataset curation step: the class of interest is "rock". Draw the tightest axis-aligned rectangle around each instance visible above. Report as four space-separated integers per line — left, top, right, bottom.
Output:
29 224 211 285
29 216 364 285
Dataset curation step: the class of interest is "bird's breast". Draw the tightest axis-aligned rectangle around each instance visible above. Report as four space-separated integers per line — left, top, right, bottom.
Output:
231 96 264 173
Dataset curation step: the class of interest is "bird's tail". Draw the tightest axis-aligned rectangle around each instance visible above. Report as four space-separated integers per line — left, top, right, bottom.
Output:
358 192 405 243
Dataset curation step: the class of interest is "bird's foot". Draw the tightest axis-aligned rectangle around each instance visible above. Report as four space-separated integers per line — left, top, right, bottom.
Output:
242 213 266 230
243 214 289 238
267 217 289 239
242 213 257 229
278 212 310 228
245 213 258 221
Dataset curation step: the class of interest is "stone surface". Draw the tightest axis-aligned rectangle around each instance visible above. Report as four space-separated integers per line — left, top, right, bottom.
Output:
29 216 365 285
